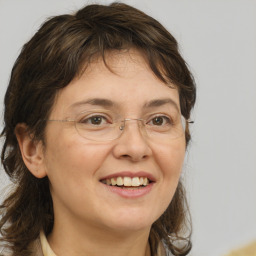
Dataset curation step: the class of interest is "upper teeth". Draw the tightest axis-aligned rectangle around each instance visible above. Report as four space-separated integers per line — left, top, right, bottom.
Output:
102 177 149 186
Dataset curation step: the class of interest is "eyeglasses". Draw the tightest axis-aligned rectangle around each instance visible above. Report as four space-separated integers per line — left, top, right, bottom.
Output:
47 110 193 142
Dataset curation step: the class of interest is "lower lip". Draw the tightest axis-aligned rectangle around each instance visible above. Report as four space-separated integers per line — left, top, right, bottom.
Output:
102 183 154 198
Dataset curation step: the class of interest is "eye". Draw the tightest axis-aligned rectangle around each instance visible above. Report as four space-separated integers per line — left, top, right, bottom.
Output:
148 115 172 126
80 114 110 126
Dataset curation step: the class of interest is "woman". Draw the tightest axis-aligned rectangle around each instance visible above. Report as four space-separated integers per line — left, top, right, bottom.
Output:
0 3 196 256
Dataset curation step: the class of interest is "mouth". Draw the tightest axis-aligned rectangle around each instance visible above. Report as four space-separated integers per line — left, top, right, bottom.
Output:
99 172 155 198
100 176 153 189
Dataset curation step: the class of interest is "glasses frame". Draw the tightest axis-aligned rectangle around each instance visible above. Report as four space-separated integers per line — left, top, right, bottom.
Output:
47 111 194 142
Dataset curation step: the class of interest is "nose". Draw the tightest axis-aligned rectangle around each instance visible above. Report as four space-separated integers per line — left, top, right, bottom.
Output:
112 119 152 162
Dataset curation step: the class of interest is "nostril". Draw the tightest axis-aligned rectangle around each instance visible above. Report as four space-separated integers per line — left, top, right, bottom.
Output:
121 154 130 158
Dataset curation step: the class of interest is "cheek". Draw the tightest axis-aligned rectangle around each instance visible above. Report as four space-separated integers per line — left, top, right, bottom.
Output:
43 130 111 188
43 136 113 216
154 140 186 178
149 140 185 220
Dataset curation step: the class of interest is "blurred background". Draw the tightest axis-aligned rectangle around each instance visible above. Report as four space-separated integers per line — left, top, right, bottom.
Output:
0 0 255 255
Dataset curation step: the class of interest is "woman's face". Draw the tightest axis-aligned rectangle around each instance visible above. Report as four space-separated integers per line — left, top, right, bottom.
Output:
41 50 186 233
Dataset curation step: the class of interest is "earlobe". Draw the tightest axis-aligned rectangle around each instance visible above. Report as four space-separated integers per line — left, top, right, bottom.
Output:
15 123 47 178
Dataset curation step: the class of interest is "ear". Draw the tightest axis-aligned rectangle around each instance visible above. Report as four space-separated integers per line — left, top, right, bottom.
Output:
15 123 47 178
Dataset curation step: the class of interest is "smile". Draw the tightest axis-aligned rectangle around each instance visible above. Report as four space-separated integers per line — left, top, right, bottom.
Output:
101 176 150 187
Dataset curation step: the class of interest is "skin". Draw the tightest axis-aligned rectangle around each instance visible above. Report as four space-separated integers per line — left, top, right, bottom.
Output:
16 50 186 256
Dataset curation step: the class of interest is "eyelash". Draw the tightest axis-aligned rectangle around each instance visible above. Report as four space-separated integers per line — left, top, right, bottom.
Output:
79 114 111 125
78 113 174 126
147 115 174 126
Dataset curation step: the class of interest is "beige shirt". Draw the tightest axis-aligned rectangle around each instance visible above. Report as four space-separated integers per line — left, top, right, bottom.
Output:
40 231 57 256
32 231 166 256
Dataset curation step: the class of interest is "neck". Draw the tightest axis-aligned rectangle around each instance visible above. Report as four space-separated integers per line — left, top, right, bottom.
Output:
47 218 152 256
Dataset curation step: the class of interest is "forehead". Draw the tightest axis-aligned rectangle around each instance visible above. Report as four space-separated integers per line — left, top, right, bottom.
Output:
83 49 160 80
50 50 180 118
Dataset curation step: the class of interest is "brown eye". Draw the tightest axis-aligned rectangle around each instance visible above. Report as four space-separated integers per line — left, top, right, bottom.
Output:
151 116 171 126
90 116 104 125
152 116 164 125
147 115 173 128
80 115 108 126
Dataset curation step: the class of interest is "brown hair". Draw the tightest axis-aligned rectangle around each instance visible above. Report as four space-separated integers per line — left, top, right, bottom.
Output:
0 3 196 256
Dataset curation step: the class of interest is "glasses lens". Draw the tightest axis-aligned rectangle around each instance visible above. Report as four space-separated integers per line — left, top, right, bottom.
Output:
74 111 121 141
144 115 185 141
74 111 186 142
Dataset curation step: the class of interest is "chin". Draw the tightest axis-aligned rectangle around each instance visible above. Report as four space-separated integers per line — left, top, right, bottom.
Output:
103 208 159 233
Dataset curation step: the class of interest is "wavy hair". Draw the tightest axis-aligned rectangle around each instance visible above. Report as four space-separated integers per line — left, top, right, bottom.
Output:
0 3 196 256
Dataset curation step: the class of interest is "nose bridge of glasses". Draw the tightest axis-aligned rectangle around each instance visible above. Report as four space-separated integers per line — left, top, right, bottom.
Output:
119 118 145 132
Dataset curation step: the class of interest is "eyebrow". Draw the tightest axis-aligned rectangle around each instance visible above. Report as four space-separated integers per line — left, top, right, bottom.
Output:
70 98 115 109
69 97 180 111
143 98 180 111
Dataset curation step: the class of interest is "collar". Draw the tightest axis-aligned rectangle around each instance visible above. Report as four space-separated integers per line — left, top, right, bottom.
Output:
40 231 57 256
39 231 166 256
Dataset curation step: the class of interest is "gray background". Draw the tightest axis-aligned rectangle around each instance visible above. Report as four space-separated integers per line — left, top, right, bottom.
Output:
0 0 255 255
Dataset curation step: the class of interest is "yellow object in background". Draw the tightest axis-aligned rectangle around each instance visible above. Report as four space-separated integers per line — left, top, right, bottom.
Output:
225 241 256 256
